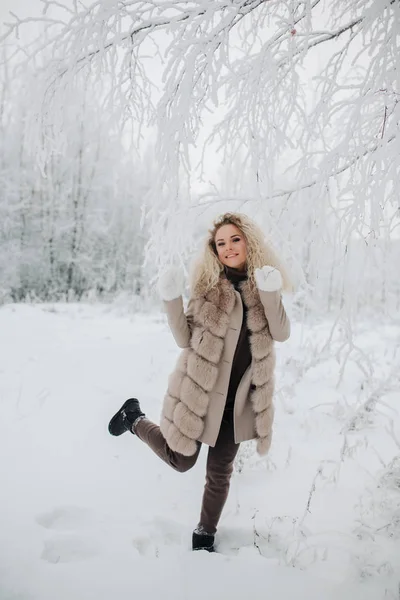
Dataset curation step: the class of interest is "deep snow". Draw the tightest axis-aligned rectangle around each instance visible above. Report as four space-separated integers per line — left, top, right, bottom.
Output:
0 303 399 600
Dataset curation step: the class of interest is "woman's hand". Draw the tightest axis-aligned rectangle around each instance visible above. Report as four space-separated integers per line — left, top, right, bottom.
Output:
255 266 282 292
157 266 185 301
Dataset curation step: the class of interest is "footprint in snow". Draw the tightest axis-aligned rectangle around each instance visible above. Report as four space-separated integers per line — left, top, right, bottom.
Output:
132 515 185 557
36 506 93 531
41 535 98 564
36 506 98 564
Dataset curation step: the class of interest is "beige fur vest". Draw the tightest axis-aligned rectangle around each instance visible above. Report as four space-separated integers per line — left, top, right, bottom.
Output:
160 277 275 456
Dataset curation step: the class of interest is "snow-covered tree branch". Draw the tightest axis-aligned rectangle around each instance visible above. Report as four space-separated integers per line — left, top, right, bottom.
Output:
0 51 153 302
1 0 399 311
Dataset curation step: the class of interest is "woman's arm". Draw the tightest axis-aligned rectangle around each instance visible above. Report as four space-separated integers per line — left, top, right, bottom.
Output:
163 297 194 349
255 266 291 342
158 266 194 349
258 290 290 342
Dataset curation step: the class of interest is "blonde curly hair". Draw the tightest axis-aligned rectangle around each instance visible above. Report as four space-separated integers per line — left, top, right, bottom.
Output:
191 212 291 295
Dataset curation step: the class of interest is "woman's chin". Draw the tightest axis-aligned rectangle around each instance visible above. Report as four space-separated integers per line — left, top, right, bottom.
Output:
225 260 246 271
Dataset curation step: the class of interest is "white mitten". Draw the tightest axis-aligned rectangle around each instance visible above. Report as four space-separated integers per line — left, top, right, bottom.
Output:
157 266 184 301
255 266 282 292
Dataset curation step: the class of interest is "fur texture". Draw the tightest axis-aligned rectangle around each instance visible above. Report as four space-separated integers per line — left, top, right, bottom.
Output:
180 376 209 417
160 277 275 456
191 328 225 364
187 353 219 392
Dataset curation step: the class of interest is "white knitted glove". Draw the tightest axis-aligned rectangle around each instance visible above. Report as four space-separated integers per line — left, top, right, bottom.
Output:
255 266 282 292
157 266 184 301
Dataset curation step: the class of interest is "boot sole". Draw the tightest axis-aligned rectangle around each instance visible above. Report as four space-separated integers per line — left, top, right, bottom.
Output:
108 399 139 436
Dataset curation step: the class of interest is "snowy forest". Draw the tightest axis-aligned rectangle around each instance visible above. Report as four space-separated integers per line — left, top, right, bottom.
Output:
0 1 399 599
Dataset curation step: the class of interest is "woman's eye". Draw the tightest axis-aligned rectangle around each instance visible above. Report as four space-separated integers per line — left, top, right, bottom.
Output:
217 242 225 247
232 237 241 242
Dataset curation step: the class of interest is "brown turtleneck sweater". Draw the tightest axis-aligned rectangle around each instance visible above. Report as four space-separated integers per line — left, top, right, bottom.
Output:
224 266 252 414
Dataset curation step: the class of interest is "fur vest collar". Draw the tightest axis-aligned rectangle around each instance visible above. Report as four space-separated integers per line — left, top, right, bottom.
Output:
160 277 275 456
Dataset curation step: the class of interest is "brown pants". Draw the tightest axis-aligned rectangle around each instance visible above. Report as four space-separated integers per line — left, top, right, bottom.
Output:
135 413 239 534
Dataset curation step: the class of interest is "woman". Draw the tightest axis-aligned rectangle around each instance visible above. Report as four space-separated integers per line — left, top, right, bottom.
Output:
108 212 291 552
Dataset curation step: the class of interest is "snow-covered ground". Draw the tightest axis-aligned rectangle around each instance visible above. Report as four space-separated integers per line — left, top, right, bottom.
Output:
0 303 399 600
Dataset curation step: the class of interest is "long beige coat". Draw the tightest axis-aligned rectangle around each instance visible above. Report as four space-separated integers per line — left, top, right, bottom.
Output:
160 277 290 456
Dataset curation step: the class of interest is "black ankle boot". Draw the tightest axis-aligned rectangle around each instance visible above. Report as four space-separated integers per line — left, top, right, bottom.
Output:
108 398 145 436
192 526 215 552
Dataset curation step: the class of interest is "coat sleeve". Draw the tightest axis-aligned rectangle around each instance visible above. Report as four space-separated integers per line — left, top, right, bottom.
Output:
163 296 195 349
258 290 291 342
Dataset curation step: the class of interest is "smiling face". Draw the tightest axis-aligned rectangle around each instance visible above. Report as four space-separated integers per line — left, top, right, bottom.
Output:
214 223 247 270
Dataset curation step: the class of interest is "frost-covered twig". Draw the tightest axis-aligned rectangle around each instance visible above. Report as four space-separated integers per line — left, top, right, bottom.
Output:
252 510 263 556
386 420 400 452
1 0 399 313
299 465 323 526
344 369 400 432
